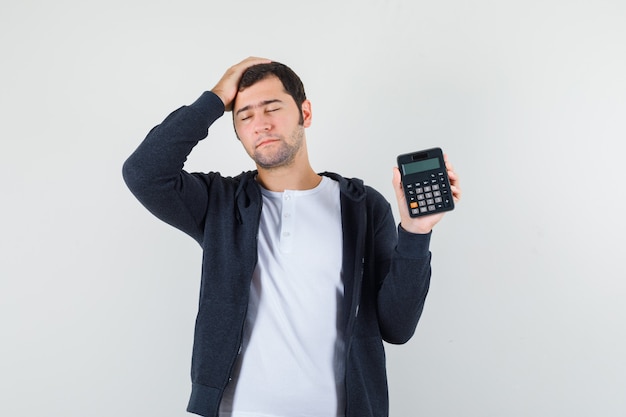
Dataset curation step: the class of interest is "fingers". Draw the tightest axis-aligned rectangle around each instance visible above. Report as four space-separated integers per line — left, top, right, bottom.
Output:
392 166 410 220
212 56 272 111
443 154 462 203
392 166 408 205
391 166 402 192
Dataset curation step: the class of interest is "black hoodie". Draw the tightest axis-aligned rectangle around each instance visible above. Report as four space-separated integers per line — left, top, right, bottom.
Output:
123 91 432 417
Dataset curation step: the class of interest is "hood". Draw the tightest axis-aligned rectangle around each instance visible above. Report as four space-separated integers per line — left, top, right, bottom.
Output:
232 170 367 223
320 171 367 202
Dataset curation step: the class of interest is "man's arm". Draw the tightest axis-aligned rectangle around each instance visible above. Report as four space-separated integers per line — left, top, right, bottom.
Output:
376 157 461 343
122 57 271 243
122 91 225 244
376 221 433 344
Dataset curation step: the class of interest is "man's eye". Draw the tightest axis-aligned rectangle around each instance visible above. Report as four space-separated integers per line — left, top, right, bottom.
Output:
267 108 280 113
240 115 251 121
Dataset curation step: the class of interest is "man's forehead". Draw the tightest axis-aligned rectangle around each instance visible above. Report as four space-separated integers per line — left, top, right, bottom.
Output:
234 76 289 110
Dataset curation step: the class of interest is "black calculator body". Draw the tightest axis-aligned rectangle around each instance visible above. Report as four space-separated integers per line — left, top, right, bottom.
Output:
397 148 455 217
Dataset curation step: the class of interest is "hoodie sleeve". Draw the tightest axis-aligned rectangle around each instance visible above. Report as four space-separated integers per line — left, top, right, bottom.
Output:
373 197 432 344
122 91 225 244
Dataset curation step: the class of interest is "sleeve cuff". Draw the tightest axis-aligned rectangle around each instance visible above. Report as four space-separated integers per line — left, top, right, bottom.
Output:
189 91 226 126
396 225 432 258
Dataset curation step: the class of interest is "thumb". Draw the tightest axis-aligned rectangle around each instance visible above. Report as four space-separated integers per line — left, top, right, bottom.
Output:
392 167 403 196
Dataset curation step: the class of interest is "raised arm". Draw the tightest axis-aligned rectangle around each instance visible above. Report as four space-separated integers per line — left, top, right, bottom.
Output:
377 156 461 343
122 57 271 243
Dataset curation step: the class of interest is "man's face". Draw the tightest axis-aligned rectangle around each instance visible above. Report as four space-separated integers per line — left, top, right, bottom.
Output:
233 75 311 170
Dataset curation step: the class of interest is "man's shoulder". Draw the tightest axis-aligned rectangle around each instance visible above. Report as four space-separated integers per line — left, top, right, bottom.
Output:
320 172 365 200
320 172 388 206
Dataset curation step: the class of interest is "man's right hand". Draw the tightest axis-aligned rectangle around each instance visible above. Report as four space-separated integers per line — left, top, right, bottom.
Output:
211 56 272 112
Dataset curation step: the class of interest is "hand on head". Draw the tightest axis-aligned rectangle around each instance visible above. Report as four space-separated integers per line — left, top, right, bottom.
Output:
211 57 272 111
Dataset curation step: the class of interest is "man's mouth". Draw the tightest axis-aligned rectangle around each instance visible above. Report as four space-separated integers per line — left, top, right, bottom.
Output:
256 137 280 148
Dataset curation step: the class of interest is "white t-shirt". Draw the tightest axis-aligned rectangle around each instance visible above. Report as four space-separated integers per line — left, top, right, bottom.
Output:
219 176 345 417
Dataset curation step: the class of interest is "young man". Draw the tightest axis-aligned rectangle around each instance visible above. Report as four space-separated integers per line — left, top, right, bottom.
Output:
123 57 461 417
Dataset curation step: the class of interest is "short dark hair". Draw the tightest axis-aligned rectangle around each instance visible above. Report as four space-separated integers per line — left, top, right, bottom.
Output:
238 62 307 124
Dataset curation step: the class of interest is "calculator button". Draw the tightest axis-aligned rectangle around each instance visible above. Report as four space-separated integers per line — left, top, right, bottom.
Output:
402 164 453 217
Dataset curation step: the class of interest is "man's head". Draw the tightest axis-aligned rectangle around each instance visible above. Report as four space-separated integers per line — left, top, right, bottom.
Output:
235 62 307 125
231 62 312 171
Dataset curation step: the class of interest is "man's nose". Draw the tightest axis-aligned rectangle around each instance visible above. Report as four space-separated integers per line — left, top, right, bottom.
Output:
254 115 271 132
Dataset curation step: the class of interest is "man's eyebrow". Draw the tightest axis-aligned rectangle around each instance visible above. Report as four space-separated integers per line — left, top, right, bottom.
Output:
235 99 283 116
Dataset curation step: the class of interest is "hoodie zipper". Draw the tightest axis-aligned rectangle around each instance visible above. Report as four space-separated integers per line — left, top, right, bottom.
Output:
344 201 367 417
216 178 263 416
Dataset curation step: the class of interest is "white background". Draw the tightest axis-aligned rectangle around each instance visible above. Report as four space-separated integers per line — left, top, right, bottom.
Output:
1 0 625 416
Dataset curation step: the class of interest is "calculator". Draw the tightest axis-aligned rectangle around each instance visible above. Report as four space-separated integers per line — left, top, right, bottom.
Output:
397 147 455 217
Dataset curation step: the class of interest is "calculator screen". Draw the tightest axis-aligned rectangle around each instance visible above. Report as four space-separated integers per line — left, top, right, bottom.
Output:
401 157 440 175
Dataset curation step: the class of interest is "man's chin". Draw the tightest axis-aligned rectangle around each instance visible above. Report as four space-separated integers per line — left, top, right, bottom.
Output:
255 156 295 170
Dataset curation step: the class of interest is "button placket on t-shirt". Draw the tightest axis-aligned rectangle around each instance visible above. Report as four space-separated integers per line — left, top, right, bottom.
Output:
279 191 295 253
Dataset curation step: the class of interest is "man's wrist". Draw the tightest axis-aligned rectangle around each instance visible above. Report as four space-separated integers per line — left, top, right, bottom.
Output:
397 225 432 257
400 222 432 235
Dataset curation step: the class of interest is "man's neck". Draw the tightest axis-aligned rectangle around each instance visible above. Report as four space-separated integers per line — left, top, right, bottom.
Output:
256 163 321 192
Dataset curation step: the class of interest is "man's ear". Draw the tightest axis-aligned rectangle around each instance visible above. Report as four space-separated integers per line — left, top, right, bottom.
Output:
301 99 312 128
